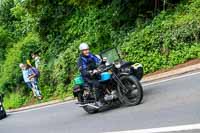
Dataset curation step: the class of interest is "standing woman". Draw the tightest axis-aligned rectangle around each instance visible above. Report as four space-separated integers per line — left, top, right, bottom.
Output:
19 64 42 99
19 63 36 97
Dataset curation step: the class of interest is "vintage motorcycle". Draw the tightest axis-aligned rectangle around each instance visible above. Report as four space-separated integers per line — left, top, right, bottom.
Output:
0 94 6 119
73 48 144 114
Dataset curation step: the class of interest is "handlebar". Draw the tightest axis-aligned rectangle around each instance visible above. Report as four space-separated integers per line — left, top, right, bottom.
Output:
98 64 113 72
88 64 113 76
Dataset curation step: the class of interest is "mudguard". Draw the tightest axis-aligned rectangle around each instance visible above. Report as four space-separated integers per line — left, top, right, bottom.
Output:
73 85 82 97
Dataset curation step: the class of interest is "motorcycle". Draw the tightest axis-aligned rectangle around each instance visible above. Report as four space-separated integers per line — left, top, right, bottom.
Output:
0 94 6 119
73 48 143 114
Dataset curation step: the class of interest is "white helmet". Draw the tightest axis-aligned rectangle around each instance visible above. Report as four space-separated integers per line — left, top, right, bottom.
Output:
79 43 89 51
19 63 24 68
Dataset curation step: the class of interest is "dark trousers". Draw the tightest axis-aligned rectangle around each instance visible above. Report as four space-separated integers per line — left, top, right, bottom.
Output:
84 80 101 101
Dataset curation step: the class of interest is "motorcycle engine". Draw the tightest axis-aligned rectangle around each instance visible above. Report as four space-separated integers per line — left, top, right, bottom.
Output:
104 90 118 101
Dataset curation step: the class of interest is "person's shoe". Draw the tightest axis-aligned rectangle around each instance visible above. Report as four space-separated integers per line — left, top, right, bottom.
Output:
37 96 43 100
95 101 103 107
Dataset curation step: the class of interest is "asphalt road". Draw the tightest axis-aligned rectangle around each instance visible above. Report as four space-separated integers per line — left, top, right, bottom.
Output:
0 71 200 133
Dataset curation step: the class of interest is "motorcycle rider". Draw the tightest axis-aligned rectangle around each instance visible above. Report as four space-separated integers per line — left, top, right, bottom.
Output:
77 43 103 106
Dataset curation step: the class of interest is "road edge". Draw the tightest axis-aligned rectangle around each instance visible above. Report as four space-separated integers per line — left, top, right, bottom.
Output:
142 63 200 83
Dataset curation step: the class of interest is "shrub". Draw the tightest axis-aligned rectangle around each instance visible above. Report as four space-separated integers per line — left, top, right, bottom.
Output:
121 1 200 73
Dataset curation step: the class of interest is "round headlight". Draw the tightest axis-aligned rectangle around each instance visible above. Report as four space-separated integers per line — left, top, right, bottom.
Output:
115 63 121 68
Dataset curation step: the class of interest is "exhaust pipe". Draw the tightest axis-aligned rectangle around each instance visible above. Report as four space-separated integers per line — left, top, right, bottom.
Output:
79 103 99 109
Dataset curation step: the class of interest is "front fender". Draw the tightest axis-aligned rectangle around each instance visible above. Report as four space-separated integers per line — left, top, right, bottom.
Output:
119 73 139 80
119 73 129 77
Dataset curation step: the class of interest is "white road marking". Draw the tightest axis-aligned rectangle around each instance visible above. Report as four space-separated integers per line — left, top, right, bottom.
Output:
105 123 200 133
143 71 200 87
9 71 200 114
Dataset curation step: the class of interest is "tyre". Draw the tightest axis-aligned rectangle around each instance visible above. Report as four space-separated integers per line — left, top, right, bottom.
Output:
0 106 6 119
118 75 143 106
2 108 7 118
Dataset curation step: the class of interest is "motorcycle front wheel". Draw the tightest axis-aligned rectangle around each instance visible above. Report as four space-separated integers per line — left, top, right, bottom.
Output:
118 75 143 106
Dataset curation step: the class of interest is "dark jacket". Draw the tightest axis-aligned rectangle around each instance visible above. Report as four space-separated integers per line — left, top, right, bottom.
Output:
77 53 101 81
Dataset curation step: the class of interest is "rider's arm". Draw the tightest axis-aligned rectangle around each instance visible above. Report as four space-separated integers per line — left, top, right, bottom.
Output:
91 54 101 65
28 69 36 80
77 58 90 78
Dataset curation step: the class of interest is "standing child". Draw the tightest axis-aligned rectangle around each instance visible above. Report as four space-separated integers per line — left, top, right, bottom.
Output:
31 53 40 69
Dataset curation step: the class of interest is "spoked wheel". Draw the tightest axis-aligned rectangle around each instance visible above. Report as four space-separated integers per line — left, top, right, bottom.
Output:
118 75 143 106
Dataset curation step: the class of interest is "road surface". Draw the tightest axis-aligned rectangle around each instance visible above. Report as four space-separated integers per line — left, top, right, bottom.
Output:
0 71 200 133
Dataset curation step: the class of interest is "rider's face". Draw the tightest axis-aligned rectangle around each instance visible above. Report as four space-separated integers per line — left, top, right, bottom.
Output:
82 49 89 56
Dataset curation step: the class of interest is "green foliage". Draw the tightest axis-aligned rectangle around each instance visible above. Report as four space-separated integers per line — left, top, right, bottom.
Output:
0 27 12 62
122 1 200 73
0 0 16 26
67 0 103 7
3 92 26 109
11 3 37 37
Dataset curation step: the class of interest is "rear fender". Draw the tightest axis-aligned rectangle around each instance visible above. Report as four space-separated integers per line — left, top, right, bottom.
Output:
73 85 83 97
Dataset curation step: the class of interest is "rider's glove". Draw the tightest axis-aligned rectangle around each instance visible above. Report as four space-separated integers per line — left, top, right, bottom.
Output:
93 69 99 74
